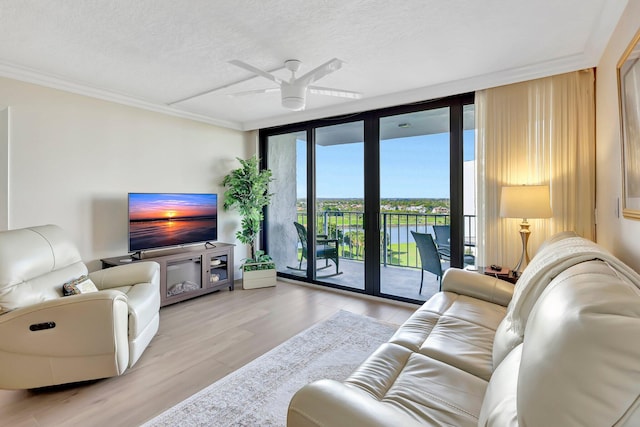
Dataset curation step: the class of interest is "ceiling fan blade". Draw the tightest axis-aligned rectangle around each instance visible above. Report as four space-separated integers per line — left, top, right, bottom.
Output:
309 86 362 99
227 88 280 98
229 60 283 85
296 58 343 86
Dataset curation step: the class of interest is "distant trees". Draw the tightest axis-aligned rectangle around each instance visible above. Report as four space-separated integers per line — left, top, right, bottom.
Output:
343 230 364 259
310 198 450 214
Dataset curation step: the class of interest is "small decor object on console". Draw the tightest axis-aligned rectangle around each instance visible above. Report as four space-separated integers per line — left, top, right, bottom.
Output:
62 275 99 296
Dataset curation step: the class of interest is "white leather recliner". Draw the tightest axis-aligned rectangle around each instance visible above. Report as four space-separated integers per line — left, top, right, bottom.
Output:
0 224 160 389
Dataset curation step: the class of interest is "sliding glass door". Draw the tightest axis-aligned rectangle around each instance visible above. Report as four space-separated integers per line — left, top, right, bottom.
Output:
262 94 474 304
265 123 365 289
379 108 451 300
314 122 365 289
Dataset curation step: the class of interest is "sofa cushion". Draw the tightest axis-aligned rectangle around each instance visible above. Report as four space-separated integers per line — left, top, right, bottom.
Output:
518 261 640 426
478 344 521 427
389 292 506 380
345 343 487 427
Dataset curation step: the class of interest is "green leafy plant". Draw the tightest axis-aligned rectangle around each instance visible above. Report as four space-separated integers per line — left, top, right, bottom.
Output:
242 250 276 271
222 155 274 261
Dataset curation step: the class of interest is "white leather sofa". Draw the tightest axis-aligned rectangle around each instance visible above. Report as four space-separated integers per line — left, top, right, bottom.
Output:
288 232 640 426
0 225 160 389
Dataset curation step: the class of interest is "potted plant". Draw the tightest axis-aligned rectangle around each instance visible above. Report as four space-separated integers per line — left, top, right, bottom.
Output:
222 155 276 289
240 249 277 289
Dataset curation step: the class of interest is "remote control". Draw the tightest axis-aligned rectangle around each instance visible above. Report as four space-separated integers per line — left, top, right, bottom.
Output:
490 264 502 271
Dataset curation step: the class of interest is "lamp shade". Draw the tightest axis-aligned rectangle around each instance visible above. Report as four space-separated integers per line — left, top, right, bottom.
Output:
500 185 552 219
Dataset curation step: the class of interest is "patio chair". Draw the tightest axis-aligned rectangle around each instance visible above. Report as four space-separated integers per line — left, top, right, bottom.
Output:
432 225 451 260
288 222 341 277
433 225 476 267
411 231 443 293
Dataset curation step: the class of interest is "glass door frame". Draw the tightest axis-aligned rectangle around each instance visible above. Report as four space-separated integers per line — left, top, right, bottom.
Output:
260 92 474 304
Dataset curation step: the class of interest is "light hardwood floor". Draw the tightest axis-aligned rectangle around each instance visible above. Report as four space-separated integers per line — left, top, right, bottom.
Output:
0 280 417 427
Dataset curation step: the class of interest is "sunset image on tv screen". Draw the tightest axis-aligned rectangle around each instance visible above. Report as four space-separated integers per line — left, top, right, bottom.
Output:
128 193 217 252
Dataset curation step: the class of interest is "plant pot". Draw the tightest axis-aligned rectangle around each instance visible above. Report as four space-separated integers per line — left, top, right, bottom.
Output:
242 262 276 289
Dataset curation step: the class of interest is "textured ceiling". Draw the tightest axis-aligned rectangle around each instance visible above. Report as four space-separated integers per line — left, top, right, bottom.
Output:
0 0 628 130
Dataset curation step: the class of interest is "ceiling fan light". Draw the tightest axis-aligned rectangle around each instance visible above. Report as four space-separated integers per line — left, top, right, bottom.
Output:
282 96 305 111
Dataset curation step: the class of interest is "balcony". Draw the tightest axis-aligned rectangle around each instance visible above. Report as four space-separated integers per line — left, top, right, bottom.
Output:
282 211 476 302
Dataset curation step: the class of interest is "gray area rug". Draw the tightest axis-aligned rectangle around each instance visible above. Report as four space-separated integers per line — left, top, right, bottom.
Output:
142 310 398 427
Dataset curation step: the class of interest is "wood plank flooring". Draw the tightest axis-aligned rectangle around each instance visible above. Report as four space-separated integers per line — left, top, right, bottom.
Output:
0 280 417 427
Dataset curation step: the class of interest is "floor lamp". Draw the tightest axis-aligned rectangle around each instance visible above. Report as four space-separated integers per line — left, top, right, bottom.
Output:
500 185 552 275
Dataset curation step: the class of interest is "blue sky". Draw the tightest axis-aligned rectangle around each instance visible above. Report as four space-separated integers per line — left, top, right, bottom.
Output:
296 130 475 199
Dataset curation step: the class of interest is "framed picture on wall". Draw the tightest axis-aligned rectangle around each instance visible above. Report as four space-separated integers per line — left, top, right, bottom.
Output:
618 28 640 219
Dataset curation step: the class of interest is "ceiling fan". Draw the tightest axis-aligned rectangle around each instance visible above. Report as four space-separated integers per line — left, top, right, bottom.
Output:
228 58 362 111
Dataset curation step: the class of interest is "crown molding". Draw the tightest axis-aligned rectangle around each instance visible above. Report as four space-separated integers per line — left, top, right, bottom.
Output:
0 60 244 131
0 50 597 133
241 52 593 130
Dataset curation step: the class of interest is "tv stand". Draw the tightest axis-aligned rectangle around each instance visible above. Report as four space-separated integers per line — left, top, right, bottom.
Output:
130 251 142 260
204 241 216 248
101 243 235 307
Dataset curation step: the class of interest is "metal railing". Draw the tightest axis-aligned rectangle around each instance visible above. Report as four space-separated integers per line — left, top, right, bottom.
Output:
296 211 476 269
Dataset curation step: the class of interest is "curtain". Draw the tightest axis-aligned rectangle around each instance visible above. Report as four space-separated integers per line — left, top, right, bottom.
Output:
475 69 595 269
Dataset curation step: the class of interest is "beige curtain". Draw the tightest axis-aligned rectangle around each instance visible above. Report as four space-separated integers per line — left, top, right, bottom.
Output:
476 69 595 269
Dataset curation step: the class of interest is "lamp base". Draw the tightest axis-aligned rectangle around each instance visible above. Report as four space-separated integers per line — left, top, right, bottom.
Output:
513 220 531 274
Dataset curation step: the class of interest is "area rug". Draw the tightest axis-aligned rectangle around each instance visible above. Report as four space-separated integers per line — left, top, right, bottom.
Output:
142 310 398 427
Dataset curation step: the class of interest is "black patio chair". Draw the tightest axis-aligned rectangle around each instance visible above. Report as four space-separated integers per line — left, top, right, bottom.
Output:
433 225 476 267
433 225 451 261
288 222 341 277
411 231 443 293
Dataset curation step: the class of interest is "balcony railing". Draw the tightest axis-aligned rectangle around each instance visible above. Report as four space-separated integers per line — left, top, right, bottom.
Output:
295 211 476 269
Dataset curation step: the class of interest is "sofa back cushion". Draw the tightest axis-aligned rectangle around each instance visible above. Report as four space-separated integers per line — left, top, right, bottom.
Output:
478 344 520 426
510 260 640 426
0 225 87 313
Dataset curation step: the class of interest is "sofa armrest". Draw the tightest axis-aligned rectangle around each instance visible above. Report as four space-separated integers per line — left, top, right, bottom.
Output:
288 379 423 427
441 268 514 307
89 261 160 290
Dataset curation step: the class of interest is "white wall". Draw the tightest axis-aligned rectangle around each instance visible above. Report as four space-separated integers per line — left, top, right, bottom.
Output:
596 0 640 271
0 77 253 271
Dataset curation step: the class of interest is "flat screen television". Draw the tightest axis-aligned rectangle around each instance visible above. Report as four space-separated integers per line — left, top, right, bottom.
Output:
128 193 218 253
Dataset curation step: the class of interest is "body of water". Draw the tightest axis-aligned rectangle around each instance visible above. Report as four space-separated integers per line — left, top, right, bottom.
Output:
129 217 217 251
337 224 476 246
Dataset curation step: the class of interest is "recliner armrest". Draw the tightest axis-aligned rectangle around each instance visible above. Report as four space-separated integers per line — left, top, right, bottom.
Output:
89 261 160 290
441 268 514 307
0 290 130 389
0 290 129 359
